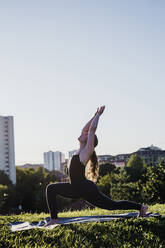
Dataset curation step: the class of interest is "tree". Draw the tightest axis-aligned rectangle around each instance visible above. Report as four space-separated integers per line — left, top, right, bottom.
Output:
97 167 126 197
97 174 111 196
0 170 12 186
13 167 62 212
125 154 146 182
108 167 141 201
110 181 142 202
99 162 116 177
142 160 165 204
14 168 36 211
0 184 8 212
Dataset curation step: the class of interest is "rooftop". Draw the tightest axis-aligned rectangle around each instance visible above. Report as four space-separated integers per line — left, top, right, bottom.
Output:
138 144 162 152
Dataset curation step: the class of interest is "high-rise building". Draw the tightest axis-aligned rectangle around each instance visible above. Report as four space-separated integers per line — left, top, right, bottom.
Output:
43 151 65 171
0 116 16 184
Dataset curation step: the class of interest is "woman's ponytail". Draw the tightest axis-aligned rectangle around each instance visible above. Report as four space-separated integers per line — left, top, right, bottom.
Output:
85 134 99 182
90 150 98 176
85 150 99 182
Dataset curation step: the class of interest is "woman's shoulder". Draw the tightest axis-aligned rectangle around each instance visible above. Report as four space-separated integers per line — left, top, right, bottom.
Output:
74 150 80 155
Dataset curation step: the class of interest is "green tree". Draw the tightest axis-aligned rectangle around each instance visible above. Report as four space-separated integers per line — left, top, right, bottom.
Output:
126 154 146 182
0 171 15 213
14 167 62 212
99 162 116 177
0 184 8 212
0 170 12 186
97 167 122 196
97 174 111 196
110 181 142 202
142 160 165 204
109 167 140 201
14 168 36 211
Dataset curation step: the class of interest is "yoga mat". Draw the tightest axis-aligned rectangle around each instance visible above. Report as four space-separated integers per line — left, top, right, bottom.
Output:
9 212 161 232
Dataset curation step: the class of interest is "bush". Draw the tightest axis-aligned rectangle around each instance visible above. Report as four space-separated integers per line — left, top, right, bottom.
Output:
110 181 142 203
141 161 165 204
97 174 111 195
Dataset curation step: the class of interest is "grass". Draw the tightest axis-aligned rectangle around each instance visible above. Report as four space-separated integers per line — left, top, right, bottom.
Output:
0 204 165 248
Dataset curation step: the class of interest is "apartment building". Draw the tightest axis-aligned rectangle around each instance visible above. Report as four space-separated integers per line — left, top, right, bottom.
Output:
43 150 65 171
134 145 165 165
0 116 16 184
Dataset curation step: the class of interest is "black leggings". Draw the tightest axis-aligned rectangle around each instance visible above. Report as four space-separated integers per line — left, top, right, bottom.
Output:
46 179 142 219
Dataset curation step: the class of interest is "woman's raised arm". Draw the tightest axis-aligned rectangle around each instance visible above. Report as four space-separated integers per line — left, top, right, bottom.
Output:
81 109 99 134
86 105 105 147
79 106 105 165
89 106 105 132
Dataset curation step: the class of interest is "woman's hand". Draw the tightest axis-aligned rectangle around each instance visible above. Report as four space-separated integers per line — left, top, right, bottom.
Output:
81 106 105 135
97 105 105 116
94 108 99 116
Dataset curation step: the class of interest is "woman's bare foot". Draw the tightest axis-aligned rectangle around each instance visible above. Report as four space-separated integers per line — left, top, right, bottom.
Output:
139 204 148 217
44 218 59 227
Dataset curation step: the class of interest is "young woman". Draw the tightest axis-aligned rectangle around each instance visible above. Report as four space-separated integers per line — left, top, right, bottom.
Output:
45 106 147 226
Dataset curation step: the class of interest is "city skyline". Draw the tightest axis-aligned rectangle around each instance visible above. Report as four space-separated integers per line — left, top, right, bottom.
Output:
15 144 165 172
1 1 165 165
16 144 165 166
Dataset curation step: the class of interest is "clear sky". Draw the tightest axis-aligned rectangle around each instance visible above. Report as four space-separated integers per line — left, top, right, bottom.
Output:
0 1 165 165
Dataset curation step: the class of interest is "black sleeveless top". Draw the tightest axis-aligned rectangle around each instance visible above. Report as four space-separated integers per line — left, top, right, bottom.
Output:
68 155 86 184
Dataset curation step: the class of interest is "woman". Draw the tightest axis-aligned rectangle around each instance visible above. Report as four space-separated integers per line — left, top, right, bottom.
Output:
45 106 147 226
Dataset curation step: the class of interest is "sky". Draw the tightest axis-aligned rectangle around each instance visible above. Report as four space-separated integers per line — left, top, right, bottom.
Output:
0 1 165 165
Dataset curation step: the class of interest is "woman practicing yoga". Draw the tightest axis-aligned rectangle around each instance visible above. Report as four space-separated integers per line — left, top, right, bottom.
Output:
45 106 147 226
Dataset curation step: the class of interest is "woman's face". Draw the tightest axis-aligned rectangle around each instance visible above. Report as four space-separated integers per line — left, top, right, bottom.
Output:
78 133 88 144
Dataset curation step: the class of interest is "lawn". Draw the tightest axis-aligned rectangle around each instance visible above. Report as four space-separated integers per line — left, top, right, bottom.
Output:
0 204 165 248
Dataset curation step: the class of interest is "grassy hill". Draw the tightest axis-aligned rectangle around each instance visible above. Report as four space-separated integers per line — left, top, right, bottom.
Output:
0 204 165 248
